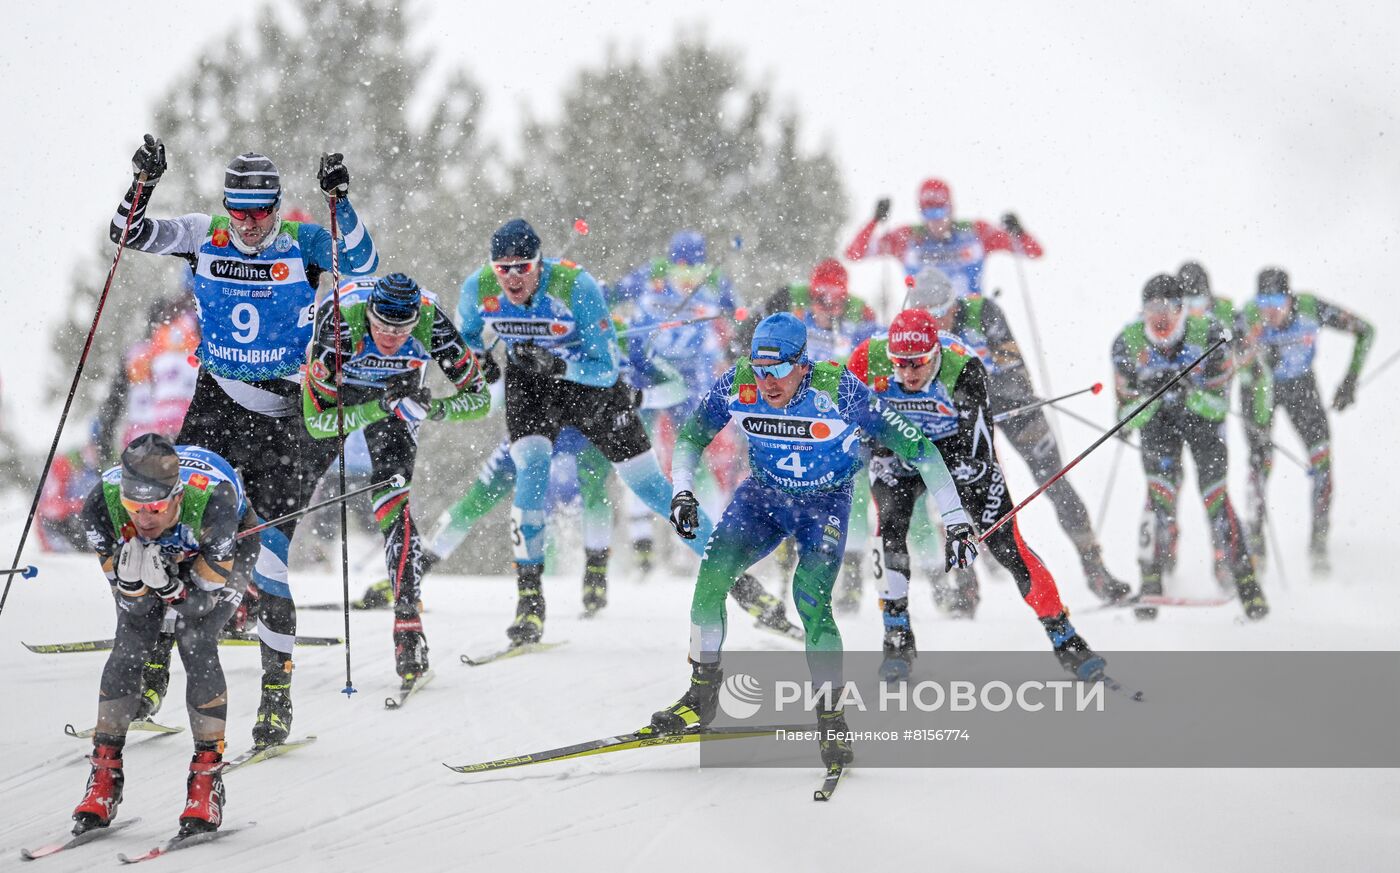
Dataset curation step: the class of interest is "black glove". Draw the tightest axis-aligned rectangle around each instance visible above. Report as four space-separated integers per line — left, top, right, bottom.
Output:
873 197 891 223
631 387 645 409
378 384 431 413
318 152 350 198
510 342 567 378
1001 212 1025 236
669 491 700 540
944 522 979 571
478 353 501 385
131 134 166 183
1332 372 1358 411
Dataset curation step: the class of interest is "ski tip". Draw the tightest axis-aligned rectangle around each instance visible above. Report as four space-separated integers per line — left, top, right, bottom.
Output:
813 790 830 802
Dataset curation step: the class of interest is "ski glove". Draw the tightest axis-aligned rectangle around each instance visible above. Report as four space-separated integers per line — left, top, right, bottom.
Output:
478 352 502 385
873 197 891 223
115 539 148 595
379 386 432 422
944 522 979 571
1332 372 1358 411
669 491 700 540
391 394 430 424
510 342 567 378
318 152 350 197
1001 213 1025 237
131 134 166 183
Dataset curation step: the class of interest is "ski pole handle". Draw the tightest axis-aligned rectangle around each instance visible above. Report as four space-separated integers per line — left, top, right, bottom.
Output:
992 383 1102 424
977 338 1225 543
237 475 406 540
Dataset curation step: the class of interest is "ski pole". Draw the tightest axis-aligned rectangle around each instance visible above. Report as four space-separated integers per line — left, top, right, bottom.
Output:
618 313 723 338
324 176 354 698
1359 346 1400 387
1094 438 1126 536
978 338 1226 543
0 566 38 579
992 383 1103 425
0 169 150 621
236 475 406 541
1005 223 1062 447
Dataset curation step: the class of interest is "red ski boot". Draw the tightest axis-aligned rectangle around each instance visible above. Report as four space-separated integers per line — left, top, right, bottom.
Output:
72 743 124 834
178 748 225 836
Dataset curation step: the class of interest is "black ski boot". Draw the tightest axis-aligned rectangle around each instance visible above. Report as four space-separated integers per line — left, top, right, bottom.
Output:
135 632 175 721
633 537 654 576
507 564 546 646
393 612 430 684
1134 576 1163 621
1236 574 1269 621
648 661 723 734
581 548 609 617
833 553 864 614
730 573 802 639
816 705 855 767
878 597 917 681
1083 546 1133 604
1041 612 1107 681
252 667 293 748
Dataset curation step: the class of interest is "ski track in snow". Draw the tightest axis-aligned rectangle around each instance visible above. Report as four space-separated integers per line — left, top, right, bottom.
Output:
2 541 1397 872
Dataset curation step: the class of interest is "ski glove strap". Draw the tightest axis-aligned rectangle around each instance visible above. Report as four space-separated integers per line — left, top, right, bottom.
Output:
944 522 979 572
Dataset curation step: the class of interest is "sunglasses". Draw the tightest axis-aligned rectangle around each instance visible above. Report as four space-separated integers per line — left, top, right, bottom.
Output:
921 206 951 221
889 352 936 369
225 205 276 221
492 258 540 276
752 361 799 380
1256 293 1290 310
368 315 415 337
120 484 183 515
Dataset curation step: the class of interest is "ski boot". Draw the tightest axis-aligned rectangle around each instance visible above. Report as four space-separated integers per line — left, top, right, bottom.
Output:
393 613 430 685
632 537 654 576
1246 519 1267 575
816 705 855 767
581 548 609 617
252 666 293 748
878 597 917 681
178 746 225 836
1041 612 1106 681
1236 574 1269 621
506 564 546 646
72 741 124 834
1082 547 1132 604
945 567 980 619
1134 576 1163 621
352 578 395 611
1309 534 1331 577
135 633 175 721
647 660 722 734
730 573 802 639
833 553 864 614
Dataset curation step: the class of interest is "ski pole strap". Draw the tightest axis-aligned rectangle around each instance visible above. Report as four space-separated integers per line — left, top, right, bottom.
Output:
978 337 1225 543
236 474 406 540
992 383 1102 425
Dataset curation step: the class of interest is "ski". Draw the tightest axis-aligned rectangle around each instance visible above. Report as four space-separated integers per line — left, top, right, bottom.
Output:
459 640 568 667
24 633 341 654
445 724 807 774
19 817 142 861
221 736 317 773
384 670 435 709
1090 593 1232 613
813 763 846 801
65 719 182 739
117 823 250 864
1098 673 1145 702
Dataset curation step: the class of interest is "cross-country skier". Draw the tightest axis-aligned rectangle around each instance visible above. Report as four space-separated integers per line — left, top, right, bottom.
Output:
645 313 978 767
1112 274 1269 621
908 267 1130 609
843 177 1043 292
1237 268 1374 574
93 295 200 463
71 434 260 838
113 136 378 747
302 273 490 685
457 219 789 645
849 309 1109 680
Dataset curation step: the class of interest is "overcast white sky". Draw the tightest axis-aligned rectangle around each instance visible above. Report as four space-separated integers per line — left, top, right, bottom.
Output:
2 0 1397 422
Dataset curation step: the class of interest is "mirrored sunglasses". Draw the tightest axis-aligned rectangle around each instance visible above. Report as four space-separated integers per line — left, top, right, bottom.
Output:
226 205 276 221
492 258 540 276
889 352 936 369
752 361 798 380
120 483 183 515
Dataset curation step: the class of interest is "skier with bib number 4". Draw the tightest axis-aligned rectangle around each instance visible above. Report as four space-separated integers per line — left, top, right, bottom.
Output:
112 136 379 748
71 434 261 839
645 313 978 768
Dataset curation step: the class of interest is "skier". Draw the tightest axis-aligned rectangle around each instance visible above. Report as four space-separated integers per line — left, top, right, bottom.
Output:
908 266 1130 608
93 295 200 463
457 219 789 645
843 177 1043 292
1112 274 1268 620
114 136 378 747
1236 268 1373 573
849 309 1109 680
646 313 979 767
71 434 260 838
302 273 490 685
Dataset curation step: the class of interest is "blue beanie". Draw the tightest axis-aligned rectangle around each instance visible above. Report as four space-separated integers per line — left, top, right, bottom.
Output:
491 219 541 261
369 273 421 325
751 312 808 362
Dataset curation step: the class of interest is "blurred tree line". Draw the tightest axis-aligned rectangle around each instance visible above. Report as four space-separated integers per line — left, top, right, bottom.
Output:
38 0 846 573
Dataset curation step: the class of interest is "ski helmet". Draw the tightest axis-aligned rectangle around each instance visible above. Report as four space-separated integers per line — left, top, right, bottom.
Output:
120 433 182 503
751 313 808 363
1178 261 1211 298
918 178 953 217
668 230 706 265
887 308 941 360
907 266 956 313
491 219 541 261
223 153 282 210
368 273 422 326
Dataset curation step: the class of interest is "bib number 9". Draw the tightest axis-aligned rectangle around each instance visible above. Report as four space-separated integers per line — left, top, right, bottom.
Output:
230 303 260 344
776 451 809 479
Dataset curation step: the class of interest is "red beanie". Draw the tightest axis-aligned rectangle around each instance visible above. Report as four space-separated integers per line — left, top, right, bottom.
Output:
918 178 953 211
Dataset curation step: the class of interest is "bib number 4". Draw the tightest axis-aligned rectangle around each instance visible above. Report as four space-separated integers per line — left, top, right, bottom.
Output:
776 451 809 479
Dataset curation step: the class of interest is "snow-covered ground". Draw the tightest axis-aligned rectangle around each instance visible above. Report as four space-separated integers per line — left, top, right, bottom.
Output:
2 521 1396 872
